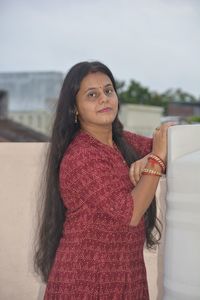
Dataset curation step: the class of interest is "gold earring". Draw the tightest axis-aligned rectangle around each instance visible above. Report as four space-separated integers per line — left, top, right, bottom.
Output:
75 112 78 123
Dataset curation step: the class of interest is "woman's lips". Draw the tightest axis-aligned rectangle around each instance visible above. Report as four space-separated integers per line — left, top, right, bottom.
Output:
98 107 112 113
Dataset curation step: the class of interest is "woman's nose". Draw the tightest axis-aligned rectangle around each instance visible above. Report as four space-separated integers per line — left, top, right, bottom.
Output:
98 90 108 103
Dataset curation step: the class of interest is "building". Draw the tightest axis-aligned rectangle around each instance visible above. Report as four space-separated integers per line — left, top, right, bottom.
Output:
167 101 200 117
0 72 63 135
0 118 49 142
0 90 8 119
0 89 49 142
8 110 52 136
0 71 63 112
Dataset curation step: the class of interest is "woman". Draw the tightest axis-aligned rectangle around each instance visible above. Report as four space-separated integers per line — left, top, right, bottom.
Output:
34 61 174 299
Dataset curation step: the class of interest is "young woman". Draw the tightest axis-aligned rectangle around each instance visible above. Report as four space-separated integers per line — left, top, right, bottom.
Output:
34 61 174 299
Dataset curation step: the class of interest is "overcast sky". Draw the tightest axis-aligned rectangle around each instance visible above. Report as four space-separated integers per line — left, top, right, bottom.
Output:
0 0 199 97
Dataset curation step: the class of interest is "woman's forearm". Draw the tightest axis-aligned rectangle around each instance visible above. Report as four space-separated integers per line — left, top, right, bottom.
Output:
130 162 161 226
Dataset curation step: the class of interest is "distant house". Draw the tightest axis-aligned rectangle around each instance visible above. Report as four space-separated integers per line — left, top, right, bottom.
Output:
0 72 63 135
0 119 49 142
167 102 200 117
8 110 52 136
0 89 49 142
0 71 63 112
0 90 8 119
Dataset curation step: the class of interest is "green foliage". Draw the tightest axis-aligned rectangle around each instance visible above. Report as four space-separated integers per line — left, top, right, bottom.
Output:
115 80 125 94
117 80 153 105
115 79 199 115
161 88 197 103
187 116 200 123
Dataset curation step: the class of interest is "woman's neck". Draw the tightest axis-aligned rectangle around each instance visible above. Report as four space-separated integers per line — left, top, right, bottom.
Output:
81 125 113 147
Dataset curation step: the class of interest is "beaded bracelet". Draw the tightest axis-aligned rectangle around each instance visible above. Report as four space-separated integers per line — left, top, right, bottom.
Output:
142 168 162 177
148 154 166 172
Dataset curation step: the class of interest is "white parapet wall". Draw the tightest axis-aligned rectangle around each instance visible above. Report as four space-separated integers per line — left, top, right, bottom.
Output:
119 104 164 136
164 124 200 300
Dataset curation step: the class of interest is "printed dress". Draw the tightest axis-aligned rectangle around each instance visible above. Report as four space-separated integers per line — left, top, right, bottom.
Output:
44 130 153 300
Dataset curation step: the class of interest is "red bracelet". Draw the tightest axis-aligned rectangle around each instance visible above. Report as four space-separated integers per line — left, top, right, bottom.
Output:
148 154 166 172
148 158 163 171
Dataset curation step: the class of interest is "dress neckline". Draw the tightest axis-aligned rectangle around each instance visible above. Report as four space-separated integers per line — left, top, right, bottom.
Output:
79 130 116 151
78 130 127 165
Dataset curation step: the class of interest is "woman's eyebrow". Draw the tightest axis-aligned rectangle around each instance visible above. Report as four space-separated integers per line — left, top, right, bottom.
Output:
84 83 113 94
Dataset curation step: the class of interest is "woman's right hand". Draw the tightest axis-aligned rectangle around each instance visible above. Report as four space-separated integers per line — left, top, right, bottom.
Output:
152 122 177 163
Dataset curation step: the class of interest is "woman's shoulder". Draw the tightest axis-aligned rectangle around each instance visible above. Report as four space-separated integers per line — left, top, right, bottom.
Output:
60 131 98 167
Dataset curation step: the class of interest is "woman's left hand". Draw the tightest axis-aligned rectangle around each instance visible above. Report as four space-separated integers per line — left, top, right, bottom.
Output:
129 154 150 186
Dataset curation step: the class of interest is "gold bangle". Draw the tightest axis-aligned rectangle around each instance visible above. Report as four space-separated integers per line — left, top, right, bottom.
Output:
142 168 162 177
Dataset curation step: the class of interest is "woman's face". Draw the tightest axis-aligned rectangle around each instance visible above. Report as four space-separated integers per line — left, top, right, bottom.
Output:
76 72 118 129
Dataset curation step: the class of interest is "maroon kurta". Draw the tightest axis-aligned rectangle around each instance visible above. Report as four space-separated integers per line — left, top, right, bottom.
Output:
44 130 153 300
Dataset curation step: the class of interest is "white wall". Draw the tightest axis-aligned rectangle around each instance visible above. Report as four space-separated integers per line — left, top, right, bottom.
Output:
119 104 163 136
9 111 51 136
0 143 46 300
164 124 200 300
0 143 166 300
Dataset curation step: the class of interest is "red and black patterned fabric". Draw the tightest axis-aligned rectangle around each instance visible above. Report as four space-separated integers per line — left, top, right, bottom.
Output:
44 130 153 300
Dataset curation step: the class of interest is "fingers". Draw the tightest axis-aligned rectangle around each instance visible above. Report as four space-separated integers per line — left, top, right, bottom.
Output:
153 122 177 136
129 161 142 186
129 155 150 185
152 122 177 162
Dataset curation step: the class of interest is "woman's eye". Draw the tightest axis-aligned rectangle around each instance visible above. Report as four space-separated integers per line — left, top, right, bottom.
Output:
88 92 97 98
105 88 113 95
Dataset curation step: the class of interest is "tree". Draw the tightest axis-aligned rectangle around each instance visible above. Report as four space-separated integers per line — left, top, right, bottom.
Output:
161 88 196 103
116 79 163 107
116 79 199 115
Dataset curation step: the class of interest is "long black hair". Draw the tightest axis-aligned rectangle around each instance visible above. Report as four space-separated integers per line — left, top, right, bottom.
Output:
34 61 161 283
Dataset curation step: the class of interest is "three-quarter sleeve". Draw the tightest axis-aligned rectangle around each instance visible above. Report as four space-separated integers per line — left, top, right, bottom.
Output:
59 147 134 226
123 130 153 158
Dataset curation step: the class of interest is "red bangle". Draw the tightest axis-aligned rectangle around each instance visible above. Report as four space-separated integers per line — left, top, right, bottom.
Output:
148 154 166 172
148 158 163 170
